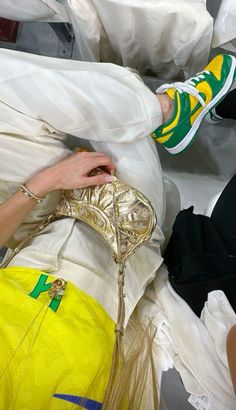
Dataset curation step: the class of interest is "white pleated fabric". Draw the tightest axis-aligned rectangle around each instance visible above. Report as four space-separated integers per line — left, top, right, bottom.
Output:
137 265 236 409
0 48 164 324
212 0 236 51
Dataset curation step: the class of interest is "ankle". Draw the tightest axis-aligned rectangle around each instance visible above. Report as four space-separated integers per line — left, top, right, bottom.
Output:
156 94 174 124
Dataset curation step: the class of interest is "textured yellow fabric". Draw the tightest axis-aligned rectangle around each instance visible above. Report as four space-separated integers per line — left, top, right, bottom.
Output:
0 267 115 409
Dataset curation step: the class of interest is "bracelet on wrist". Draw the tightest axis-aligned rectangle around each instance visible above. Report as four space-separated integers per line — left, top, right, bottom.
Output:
20 184 46 204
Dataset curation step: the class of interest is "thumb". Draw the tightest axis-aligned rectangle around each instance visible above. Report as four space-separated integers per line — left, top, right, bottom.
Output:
85 173 114 186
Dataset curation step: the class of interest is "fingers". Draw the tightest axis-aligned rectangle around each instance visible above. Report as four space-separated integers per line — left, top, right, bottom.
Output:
88 157 115 174
77 151 115 174
53 151 116 190
82 173 114 187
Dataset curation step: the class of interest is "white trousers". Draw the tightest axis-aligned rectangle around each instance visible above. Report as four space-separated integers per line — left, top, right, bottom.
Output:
67 0 213 78
0 48 164 324
0 0 213 78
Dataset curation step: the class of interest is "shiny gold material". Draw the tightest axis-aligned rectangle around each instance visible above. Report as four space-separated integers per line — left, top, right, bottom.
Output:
56 175 157 263
48 278 67 300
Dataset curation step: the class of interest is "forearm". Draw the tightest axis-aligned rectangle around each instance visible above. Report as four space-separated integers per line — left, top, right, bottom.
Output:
0 171 51 248
0 192 36 248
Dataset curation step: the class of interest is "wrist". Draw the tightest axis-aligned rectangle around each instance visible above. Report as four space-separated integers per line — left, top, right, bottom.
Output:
20 184 45 203
26 169 56 197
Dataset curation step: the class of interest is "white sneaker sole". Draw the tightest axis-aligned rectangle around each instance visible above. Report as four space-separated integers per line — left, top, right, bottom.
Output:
166 55 236 154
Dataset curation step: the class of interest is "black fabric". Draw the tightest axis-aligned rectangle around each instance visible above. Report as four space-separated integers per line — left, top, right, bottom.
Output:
164 191 236 317
215 88 236 120
211 173 236 254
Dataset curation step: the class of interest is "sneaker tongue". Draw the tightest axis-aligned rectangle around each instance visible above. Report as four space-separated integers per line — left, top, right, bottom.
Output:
166 88 176 100
167 86 200 111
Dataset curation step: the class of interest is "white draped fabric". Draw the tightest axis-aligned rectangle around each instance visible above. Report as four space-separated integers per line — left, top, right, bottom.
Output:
0 0 68 22
67 0 213 79
138 265 236 409
0 0 213 78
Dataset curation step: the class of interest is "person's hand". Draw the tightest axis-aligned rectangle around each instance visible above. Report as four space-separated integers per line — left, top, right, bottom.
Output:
0 150 115 248
26 151 115 196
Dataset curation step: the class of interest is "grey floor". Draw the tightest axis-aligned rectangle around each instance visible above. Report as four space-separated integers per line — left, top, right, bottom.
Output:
0 1 227 408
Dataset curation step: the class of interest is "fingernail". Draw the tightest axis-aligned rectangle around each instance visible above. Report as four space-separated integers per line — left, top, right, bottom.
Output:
105 175 114 183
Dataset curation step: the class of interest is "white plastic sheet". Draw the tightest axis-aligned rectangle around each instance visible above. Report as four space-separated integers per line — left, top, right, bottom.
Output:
212 0 236 51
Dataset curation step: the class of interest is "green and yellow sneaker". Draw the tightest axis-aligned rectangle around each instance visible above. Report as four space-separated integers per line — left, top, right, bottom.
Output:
152 54 236 154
